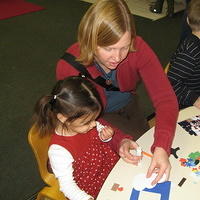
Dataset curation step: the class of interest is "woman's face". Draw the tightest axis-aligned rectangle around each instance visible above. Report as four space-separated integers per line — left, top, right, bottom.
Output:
95 31 131 72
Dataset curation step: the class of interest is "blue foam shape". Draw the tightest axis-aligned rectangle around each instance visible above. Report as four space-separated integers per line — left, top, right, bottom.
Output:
130 181 171 200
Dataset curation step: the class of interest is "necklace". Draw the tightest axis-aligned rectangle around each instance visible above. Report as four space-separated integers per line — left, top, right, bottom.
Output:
95 62 114 85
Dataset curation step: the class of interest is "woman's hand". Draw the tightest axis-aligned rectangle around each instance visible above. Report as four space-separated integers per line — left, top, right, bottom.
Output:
146 147 171 185
119 138 141 165
99 126 114 141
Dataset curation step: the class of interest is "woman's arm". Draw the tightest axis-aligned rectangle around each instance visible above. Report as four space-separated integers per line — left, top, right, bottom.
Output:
125 36 179 184
132 37 179 155
48 144 93 200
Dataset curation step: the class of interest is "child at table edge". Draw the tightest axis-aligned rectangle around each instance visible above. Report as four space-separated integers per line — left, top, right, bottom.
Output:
32 76 142 200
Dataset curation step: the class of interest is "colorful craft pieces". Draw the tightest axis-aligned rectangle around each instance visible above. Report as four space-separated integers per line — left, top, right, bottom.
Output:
179 151 200 178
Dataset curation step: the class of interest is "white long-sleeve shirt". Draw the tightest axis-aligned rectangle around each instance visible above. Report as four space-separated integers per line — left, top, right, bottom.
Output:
48 144 93 200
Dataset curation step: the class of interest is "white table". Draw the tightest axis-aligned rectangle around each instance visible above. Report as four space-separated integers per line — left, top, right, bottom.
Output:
97 106 200 200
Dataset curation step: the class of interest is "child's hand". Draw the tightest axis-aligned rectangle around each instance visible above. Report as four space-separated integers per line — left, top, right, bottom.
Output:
96 121 114 142
99 126 114 141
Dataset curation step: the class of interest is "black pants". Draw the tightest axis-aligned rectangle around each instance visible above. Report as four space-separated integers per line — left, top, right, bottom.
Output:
101 95 150 140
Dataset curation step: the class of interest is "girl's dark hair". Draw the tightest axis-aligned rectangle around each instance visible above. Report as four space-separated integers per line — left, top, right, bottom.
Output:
32 76 102 136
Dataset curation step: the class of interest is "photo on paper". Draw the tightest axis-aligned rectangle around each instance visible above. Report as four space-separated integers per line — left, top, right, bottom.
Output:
178 115 200 136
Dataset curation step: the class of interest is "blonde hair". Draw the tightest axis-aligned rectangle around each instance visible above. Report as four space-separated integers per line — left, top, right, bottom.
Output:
187 0 200 32
77 0 136 65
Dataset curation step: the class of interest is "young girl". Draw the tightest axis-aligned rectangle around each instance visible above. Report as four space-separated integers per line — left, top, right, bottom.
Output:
33 76 141 200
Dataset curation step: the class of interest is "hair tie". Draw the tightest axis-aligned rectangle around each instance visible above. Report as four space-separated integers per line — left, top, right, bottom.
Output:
49 95 57 110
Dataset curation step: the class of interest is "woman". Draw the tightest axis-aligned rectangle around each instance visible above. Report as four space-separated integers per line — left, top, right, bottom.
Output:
56 0 178 185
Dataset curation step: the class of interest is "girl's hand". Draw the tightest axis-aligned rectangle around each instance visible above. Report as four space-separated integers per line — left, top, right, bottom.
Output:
119 138 142 165
99 126 114 141
146 147 171 185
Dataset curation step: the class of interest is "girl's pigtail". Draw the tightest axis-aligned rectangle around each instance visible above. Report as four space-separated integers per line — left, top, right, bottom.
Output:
33 95 56 136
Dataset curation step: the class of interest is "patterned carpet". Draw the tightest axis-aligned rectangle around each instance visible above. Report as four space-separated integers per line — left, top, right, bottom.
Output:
81 0 185 21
